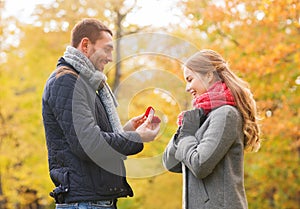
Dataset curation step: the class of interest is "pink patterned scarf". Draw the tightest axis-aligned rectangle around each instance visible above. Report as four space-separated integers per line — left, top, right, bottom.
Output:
177 81 236 126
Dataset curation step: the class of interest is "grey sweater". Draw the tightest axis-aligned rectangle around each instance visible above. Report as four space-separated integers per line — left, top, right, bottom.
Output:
163 105 248 209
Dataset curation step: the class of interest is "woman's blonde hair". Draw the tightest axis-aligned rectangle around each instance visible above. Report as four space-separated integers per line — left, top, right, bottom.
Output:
185 49 260 152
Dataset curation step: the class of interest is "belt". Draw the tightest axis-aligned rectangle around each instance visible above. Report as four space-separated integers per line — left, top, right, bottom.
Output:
58 200 115 207
90 200 114 206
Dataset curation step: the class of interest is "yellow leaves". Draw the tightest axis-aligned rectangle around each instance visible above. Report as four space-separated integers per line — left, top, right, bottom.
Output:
202 5 226 23
0 0 299 208
124 172 182 209
184 0 207 16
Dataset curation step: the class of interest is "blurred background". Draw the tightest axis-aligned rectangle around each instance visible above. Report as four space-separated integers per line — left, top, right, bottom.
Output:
0 0 299 208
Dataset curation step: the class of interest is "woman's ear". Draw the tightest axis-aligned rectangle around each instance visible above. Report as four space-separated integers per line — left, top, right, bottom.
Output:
206 71 215 84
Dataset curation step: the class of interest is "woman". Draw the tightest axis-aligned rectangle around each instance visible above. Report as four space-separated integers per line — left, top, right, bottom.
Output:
163 49 260 209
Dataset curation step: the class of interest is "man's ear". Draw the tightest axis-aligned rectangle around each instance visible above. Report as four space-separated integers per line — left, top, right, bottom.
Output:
78 37 89 56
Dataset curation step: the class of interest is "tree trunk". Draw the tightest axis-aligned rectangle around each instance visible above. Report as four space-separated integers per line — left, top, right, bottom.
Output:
113 11 123 94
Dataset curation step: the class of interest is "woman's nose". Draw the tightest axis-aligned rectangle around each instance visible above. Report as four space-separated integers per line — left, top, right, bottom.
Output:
185 84 191 92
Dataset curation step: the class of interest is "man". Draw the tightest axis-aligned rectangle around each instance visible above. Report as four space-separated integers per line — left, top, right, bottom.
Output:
42 18 160 209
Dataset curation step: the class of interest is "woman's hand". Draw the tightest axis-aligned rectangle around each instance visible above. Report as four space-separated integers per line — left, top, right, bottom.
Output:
177 108 206 139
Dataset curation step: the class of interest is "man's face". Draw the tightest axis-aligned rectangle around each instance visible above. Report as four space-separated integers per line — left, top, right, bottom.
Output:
87 31 113 72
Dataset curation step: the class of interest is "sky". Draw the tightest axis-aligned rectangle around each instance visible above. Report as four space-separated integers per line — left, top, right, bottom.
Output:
126 0 182 27
2 0 181 27
2 0 53 23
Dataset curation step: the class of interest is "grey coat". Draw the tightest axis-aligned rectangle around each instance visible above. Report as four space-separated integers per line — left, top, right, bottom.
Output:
163 105 248 209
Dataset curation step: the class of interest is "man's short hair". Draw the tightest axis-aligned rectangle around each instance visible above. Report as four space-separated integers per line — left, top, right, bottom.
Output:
71 18 113 47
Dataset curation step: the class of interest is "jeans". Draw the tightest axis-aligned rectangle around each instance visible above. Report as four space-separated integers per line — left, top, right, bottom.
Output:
56 200 117 209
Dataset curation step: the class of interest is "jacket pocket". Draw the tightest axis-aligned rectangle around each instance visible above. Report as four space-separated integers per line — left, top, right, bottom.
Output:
50 168 69 187
198 179 209 203
49 168 69 203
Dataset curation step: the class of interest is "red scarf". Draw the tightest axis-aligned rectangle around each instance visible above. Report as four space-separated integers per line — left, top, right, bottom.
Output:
177 81 236 126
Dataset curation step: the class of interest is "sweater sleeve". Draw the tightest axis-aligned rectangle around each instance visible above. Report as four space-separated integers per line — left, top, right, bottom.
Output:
48 74 143 162
174 106 242 179
162 135 182 173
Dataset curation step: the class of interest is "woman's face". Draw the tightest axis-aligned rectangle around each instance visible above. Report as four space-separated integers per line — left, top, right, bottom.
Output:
183 66 211 99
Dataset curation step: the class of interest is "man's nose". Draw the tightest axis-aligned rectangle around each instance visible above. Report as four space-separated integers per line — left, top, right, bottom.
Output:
107 52 113 62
